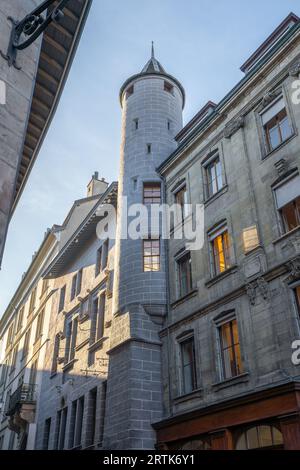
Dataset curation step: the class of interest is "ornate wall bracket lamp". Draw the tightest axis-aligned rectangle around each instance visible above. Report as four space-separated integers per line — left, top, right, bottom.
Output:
0 0 71 69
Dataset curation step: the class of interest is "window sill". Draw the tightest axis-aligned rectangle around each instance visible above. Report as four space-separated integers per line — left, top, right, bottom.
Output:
272 225 300 245
205 265 238 288
62 358 77 373
204 184 228 207
262 132 296 161
88 336 107 353
212 372 249 391
75 338 90 352
171 289 198 309
173 387 203 404
244 244 263 256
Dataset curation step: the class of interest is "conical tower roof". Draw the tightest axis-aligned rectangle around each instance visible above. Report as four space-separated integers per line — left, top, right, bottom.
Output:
120 43 185 108
140 42 166 74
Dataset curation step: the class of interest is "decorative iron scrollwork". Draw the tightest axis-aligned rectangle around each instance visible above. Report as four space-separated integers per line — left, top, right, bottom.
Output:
0 0 71 69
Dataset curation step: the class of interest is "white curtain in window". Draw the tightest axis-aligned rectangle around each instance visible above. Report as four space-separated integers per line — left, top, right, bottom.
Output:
275 175 300 208
261 97 285 125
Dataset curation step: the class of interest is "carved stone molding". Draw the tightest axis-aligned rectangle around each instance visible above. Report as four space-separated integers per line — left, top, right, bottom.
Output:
257 88 281 112
257 277 270 301
285 256 300 280
246 282 256 306
289 61 300 77
274 158 288 176
224 116 245 139
245 277 270 305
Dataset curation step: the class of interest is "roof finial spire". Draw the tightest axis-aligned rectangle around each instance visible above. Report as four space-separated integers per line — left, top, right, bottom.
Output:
151 41 155 58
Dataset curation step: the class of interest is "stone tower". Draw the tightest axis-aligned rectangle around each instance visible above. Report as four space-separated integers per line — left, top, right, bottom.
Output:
103 45 185 449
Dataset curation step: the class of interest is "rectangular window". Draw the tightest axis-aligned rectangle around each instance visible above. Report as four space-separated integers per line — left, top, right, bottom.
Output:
219 318 243 379
206 156 223 197
164 81 174 93
86 388 97 447
274 175 300 233
177 252 193 298
6 323 15 349
71 274 77 301
68 400 77 449
97 293 106 341
280 197 300 233
261 97 293 152
147 143 152 154
180 337 197 394
102 239 109 271
175 185 189 222
99 382 107 446
35 309 45 342
74 396 84 448
134 118 139 130
65 317 78 364
54 410 61 450
51 334 60 375
242 225 260 253
71 270 83 301
143 239 160 272
143 183 161 205
76 269 83 295
95 246 102 276
22 328 31 360
58 407 68 450
43 418 51 450
58 285 66 313
209 226 231 275
28 286 37 315
16 306 25 333
126 85 134 99
96 240 109 276
10 346 18 371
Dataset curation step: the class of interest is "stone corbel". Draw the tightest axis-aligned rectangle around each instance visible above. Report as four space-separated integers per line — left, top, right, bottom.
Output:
246 277 270 305
246 282 256 306
257 88 282 112
285 256 300 280
289 61 300 77
256 277 270 301
224 116 245 139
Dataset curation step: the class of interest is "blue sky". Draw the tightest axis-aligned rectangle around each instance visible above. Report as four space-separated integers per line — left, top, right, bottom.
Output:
0 0 299 314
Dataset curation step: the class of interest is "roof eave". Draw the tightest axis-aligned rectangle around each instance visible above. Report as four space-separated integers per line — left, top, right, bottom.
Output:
11 0 93 215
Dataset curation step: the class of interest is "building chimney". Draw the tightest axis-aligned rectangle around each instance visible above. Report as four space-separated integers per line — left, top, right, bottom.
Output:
87 172 108 197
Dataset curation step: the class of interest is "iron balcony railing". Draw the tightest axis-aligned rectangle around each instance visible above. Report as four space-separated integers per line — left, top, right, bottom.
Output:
6 383 37 417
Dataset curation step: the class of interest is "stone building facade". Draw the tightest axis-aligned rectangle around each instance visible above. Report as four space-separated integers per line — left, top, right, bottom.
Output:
34 177 118 450
0 230 58 449
1 11 300 452
154 12 300 450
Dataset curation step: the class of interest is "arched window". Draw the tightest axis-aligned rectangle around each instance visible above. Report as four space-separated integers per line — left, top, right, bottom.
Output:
181 439 211 450
169 436 211 450
236 425 283 450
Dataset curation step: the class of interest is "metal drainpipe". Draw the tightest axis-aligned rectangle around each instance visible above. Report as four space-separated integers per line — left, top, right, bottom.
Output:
161 173 173 418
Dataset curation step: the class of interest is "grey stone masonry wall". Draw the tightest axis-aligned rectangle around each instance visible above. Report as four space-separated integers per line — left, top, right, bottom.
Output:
103 69 184 448
158 29 300 434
